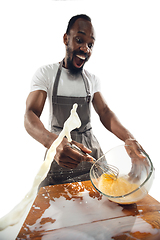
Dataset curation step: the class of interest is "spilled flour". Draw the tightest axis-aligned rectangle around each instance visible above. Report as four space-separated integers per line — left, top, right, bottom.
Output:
0 103 81 231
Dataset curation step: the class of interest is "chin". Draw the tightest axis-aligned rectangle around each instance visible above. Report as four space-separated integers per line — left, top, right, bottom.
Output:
67 60 84 75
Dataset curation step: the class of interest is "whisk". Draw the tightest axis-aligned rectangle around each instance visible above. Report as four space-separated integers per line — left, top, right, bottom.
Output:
70 144 119 180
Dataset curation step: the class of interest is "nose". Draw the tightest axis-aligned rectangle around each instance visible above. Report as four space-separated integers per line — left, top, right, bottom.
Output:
80 43 90 54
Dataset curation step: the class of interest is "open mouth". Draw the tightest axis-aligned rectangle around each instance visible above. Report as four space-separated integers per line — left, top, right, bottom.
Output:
73 55 86 68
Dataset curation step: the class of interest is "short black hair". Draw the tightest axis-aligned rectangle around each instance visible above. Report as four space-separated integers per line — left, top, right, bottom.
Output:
66 14 91 35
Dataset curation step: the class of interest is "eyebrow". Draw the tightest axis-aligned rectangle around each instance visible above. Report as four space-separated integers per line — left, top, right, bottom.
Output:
77 31 95 40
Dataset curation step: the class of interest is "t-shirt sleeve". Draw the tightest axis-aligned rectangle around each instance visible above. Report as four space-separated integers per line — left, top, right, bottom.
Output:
30 66 49 93
93 74 101 94
84 70 101 96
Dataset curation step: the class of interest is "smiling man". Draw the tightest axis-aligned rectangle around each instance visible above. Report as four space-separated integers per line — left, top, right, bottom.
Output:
24 14 144 187
64 16 94 74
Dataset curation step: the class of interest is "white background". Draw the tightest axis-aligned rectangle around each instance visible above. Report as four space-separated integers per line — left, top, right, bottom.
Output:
0 0 160 222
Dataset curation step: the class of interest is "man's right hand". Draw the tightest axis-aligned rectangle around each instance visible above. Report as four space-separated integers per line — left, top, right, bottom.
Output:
54 138 93 169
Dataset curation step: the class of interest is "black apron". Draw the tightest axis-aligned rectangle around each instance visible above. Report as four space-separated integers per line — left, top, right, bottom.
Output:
39 61 103 188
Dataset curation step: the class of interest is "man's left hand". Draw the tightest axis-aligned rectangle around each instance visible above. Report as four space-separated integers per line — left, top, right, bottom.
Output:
125 138 146 159
125 138 150 182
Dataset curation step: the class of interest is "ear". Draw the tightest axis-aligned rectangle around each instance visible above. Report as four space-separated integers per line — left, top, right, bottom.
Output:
63 33 68 46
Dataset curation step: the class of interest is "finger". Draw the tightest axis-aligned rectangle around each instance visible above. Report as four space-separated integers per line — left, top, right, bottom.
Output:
131 141 145 158
56 152 80 168
133 145 146 159
69 141 93 162
125 140 146 159
54 147 78 168
125 144 137 158
63 143 91 164
72 140 92 154
128 167 140 182
128 159 145 182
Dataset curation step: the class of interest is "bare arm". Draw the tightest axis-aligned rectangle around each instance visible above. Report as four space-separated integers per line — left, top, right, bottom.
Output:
92 92 144 157
92 92 133 141
24 90 56 149
24 90 92 168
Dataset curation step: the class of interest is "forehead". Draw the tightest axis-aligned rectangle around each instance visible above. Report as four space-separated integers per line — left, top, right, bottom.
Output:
70 18 95 40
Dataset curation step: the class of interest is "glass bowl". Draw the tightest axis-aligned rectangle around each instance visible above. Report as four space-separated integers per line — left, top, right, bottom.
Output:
90 145 155 204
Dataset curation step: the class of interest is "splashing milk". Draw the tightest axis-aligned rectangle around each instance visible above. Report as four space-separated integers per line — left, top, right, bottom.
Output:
0 103 81 231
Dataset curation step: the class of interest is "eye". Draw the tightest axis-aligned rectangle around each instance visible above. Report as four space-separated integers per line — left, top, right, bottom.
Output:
75 37 83 44
88 43 94 49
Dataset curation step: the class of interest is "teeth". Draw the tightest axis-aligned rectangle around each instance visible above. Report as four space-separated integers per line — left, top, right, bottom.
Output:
76 55 85 60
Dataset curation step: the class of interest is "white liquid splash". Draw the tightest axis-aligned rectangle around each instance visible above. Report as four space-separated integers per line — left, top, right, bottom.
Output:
0 103 81 231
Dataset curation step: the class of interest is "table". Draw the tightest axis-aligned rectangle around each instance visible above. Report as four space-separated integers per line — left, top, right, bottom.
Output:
17 180 160 240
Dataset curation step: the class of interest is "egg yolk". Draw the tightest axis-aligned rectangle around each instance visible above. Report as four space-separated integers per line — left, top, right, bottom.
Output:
98 174 139 196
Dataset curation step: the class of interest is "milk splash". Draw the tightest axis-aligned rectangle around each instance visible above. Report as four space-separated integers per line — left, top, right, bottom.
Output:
0 103 81 231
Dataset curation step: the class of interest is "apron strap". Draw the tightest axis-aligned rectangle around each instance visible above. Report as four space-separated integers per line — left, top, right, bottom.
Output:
52 60 91 103
52 60 63 102
81 72 91 103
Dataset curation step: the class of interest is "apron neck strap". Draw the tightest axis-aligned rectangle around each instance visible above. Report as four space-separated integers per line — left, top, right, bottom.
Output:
53 60 63 97
81 71 91 103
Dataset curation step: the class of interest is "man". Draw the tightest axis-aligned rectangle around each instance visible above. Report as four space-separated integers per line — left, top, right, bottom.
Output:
24 14 144 187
